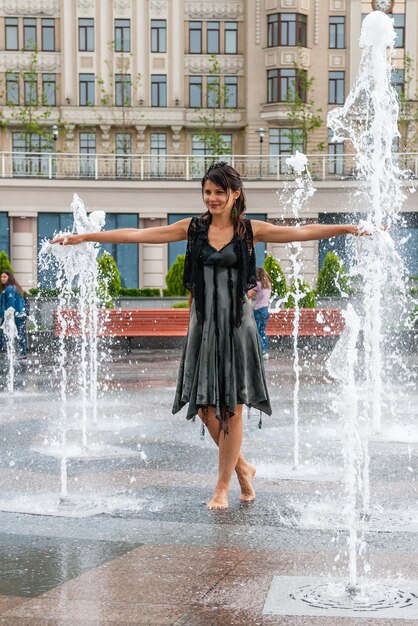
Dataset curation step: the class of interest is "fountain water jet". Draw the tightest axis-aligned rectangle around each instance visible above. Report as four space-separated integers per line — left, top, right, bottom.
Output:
0 307 18 393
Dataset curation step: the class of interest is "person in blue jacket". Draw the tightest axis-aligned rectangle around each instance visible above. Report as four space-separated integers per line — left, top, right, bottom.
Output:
0 270 27 358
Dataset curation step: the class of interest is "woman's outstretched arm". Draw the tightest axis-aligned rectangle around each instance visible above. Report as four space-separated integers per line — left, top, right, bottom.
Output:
252 219 362 244
51 217 192 246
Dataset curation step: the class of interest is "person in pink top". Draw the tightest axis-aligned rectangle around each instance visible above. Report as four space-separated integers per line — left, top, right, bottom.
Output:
248 267 272 359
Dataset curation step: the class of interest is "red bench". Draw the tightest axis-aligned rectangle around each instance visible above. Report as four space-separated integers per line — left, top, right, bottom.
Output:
54 308 344 337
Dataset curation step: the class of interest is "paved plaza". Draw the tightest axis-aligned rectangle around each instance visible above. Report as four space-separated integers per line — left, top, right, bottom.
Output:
0 344 417 625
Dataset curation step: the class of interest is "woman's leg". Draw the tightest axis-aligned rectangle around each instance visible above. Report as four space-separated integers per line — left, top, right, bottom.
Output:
199 406 256 509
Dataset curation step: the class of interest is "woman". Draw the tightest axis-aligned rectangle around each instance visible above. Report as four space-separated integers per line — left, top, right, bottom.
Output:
248 267 272 359
52 162 364 510
0 270 27 358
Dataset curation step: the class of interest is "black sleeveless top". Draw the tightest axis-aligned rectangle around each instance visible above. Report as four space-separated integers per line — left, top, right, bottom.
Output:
183 215 257 328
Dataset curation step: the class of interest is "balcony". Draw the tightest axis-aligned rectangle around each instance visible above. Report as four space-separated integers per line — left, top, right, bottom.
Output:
1 151 418 182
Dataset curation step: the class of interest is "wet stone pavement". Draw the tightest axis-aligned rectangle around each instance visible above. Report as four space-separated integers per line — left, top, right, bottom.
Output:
0 346 417 625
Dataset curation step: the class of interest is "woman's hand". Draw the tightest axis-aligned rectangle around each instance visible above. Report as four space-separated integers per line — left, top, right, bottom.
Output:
50 233 86 246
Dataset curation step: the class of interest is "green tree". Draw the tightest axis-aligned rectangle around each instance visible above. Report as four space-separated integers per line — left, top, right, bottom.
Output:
0 251 13 275
164 254 187 296
195 55 235 158
285 53 323 152
284 278 316 308
316 251 350 297
97 253 121 306
263 254 287 299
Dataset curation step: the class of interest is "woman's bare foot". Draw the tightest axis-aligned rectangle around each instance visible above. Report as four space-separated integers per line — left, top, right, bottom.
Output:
207 488 229 510
236 463 256 502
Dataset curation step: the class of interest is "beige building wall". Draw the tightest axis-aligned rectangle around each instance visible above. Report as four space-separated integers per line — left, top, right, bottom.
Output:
0 0 414 290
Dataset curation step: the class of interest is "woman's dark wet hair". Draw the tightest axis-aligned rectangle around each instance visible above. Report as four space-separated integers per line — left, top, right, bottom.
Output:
201 161 247 237
0 270 23 295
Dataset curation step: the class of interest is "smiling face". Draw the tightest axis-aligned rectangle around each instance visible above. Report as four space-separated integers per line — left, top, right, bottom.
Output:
1 272 9 286
202 180 240 217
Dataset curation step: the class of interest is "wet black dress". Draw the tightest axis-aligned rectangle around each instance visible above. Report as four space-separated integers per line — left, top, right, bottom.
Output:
172 219 272 430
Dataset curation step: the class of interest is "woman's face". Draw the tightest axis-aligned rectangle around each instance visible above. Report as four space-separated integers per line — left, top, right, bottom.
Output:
1 273 9 285
203 180 240 217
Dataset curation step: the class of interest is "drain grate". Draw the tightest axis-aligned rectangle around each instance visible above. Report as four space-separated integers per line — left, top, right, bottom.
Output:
263 576 418 619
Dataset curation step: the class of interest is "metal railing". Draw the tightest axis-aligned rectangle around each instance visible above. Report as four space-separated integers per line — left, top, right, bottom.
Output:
2 151 418 182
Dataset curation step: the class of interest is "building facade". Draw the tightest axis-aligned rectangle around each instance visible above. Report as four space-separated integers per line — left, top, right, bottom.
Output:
0 0 416 291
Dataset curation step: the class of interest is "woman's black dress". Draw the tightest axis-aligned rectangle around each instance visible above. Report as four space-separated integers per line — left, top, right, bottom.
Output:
172 218 271 429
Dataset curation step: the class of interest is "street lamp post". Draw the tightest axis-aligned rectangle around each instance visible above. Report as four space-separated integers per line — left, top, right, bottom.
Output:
258 127 264 178
50 125 58 179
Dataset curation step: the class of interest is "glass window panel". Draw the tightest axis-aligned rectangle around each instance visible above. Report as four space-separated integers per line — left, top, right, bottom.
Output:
189 76 202 107
151 19 166 53
24 74 37 105
37 213 73 287
41 18 55 51
79 73 95 106
79 18 94 52
329 71 345 104
5 17 18 50
189 21 202 53
207 75 220 108
225 76 237 108
151 74 167 106
0 213 10 258
79 131 96 177
115 74 131 106
6 73 19 105
225 21 237 53
101 213 139 287
207 21 220 54
329 16 345 49
267 14 279 47
24 18 37 50
42 74 56 106
115 19 130 52
392 14 405 48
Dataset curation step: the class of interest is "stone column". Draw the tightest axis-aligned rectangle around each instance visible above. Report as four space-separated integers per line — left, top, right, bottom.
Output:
10 217 36 291
140 218 166 289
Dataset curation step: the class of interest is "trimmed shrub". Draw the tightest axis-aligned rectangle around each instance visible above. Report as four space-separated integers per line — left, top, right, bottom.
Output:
0 250 13 275
171 301 189 308
164 254 187 296
263 254 287 299
118 287 161 297
97 253 121 307
316 251 350 297
284 278 316 308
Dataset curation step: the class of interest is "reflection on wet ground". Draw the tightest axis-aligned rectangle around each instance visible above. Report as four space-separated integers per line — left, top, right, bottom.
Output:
0 347 416 624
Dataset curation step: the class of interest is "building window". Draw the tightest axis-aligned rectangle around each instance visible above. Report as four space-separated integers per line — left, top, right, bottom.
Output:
79 73 95 106
192 133 232 157
267 14 279 47
37 213 73 287
115 74 131 106
23 18 37 50
151 19 166 53
115 133 132 177
101 214 139 287
207 75 220 108
79 131 96 177
189 76 202 107
115 19 130 52
392 14 405 48
225 21 238 54
329 16 345 49
41 18 55 51
79 18 94 52
328 71 345 104
392 68 405 96
225 76 238 108
207 21 220 54
269 128 304 173
42 73 56 106
189 21 202 53
12 131 50 176
0 213 10 259
267 68 306 103
151 74 167 106
268 13 307 47
328 129 344 176
150 132 167 177
6 73 19 105
5 17 18 51
24 74 37 105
